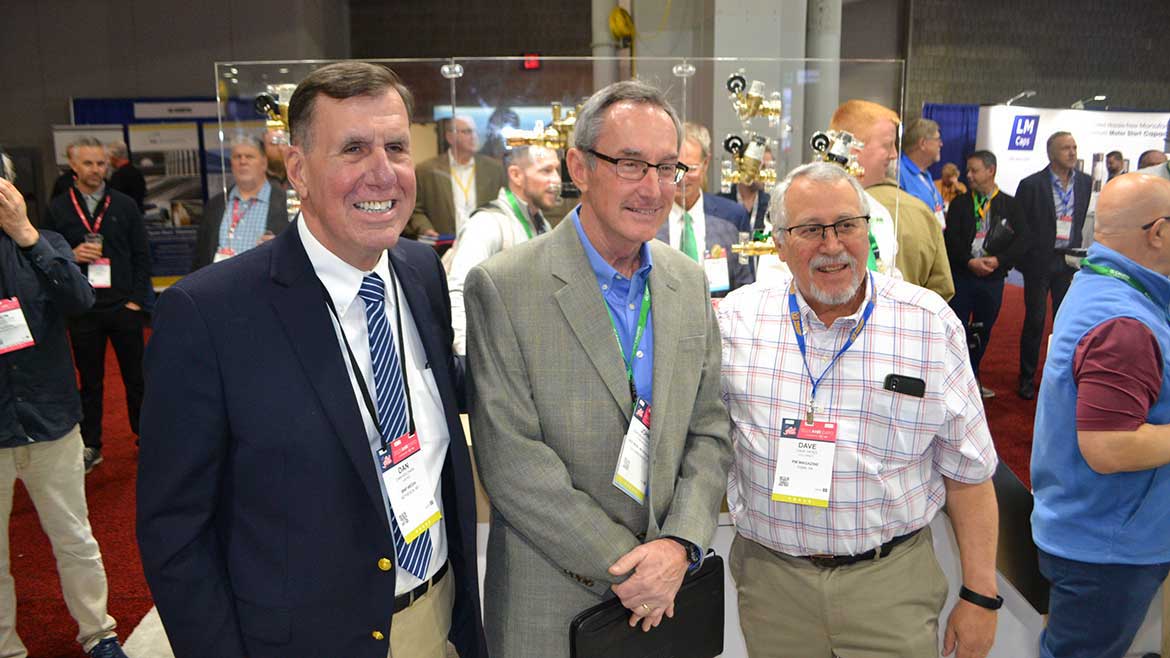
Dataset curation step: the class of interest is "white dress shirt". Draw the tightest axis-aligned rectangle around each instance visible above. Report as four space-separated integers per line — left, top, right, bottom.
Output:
667 194 708 256
449 152 477 234
298 218 450 595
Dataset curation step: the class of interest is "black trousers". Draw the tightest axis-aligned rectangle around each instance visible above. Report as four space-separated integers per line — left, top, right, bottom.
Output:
1019 252 1075 385
69 306 145 450
948 271 1005 378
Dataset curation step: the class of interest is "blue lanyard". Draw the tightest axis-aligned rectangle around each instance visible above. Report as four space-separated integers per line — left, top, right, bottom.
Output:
788 275 877 422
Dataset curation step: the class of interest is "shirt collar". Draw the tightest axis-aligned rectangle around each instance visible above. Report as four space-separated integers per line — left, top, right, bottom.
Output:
670 193 705 224
231 179 271 205
81 183 105 201
900 153 924 177
297 215 394 319
571 206 653 287
448 151 474 170
1049 166 1074 190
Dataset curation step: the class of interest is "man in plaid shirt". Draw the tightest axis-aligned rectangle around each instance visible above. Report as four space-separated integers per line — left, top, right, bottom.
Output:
717 161 1000 658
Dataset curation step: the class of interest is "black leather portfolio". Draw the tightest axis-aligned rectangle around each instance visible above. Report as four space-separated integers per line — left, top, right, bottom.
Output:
569 554 724 658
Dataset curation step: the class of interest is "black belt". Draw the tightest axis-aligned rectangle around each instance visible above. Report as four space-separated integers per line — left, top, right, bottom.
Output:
802 528 920 569
393 560 448 613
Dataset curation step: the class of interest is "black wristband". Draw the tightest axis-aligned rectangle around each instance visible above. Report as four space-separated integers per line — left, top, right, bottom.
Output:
959 585 1003 610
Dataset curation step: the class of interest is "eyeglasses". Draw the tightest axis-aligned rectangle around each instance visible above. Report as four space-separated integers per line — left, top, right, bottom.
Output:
1141 216 1169 231
587 149 689 185
784 215 870 241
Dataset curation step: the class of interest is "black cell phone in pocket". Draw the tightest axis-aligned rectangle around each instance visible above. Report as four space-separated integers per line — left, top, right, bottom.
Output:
883 373 925 398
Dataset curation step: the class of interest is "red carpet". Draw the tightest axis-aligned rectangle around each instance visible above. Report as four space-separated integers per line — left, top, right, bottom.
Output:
9 342 151 657
974 282 1052 489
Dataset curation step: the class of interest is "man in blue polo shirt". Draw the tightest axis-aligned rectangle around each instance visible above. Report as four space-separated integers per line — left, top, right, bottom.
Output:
899 118 947 227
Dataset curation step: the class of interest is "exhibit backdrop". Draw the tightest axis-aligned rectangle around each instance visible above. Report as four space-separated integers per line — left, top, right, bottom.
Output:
975 105 1170 196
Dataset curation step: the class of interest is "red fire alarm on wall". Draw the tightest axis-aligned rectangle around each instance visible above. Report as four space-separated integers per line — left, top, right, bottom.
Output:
521 54 542 71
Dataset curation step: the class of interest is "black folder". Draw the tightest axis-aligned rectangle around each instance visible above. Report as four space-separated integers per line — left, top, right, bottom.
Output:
569 554 724 658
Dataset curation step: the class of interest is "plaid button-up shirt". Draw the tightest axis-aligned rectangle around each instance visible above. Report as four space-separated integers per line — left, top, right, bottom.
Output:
717 272 997 556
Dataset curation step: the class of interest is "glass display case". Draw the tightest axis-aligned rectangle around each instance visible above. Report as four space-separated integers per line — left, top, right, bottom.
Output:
199 56 902 280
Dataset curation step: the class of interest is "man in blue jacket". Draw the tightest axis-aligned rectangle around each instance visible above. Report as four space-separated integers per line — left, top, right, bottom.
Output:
1031 173 1170 658
0 178 128 658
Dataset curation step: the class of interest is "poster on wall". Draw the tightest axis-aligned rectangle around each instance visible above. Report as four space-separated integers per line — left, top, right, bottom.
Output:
128 123 202 279
976 105 1170 196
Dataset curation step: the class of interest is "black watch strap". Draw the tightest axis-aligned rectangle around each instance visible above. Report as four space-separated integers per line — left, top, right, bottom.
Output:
959 585 1003 610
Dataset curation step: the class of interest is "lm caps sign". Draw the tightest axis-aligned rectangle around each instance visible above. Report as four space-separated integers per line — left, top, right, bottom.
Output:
1009 115 1040 151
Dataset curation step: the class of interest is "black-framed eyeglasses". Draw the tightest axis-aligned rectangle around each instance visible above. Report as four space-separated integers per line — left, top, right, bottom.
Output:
784 215 871 241
587 149 689 185
1141 216 1169 231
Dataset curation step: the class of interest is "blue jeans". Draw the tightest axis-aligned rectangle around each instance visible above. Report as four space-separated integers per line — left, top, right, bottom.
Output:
1039 549 1170 658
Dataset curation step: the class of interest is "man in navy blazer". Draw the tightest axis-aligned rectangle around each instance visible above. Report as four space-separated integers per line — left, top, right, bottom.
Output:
1015 131 1093 399
658 123 754 295
137 62 486 658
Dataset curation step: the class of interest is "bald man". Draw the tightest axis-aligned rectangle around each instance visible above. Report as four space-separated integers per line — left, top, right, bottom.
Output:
1030 173 1170 658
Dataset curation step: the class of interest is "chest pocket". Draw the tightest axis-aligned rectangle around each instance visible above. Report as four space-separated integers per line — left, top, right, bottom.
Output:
861 385 945 464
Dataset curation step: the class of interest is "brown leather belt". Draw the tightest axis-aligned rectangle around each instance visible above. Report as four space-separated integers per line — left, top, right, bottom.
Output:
393 560 448 613
802 528 920 569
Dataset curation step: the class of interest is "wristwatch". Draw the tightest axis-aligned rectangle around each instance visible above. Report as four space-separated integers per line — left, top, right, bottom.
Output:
665 536 702 572
959 585 1003 610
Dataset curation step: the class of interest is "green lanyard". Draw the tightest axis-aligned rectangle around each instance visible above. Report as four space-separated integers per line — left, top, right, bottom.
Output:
972 188 999 231
604 284 652 403
1080 259 1154 304
503 188 535 240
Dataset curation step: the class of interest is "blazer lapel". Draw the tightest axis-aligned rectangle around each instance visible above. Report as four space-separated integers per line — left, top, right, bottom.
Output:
645 245 681 528
549 220 633 417
268 225 393 537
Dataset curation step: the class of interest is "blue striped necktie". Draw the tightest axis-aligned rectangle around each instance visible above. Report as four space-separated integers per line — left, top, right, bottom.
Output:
358 271 432 579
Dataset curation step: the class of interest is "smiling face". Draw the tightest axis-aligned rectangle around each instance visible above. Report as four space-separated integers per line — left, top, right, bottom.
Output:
285 89 416 270
776 176 869 318
567 100 680 259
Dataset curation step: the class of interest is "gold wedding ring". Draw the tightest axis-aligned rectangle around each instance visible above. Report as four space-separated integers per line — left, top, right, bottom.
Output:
640 603 652 613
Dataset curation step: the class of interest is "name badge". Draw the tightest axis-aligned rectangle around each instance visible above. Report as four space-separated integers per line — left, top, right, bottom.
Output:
934 208 946 229
213 247 236 263
971 226 988 257
772 418 838 508
0 298 35 355
613 397 651 505
1056 215 1073 241
88 258 112 288
703 256 730 294
378 432 441 543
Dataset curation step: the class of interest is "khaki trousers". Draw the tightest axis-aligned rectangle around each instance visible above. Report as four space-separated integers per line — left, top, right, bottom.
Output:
0 426 116 658
730 527 948 658
388 563 456 658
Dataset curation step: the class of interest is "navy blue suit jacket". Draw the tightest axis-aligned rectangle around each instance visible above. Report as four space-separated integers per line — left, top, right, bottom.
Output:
137 223 487 658
717 187 770 232
656 193 755 294
1014 167 1092 271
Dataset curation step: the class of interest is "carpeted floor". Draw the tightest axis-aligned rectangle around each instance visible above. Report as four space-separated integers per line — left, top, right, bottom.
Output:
7 280 1052 657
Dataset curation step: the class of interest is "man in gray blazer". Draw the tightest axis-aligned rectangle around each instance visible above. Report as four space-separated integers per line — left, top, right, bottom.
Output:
464 80 733 658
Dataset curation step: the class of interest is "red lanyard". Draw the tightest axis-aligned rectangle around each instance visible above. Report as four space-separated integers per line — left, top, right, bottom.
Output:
228 196 257 241
69 188 110 234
